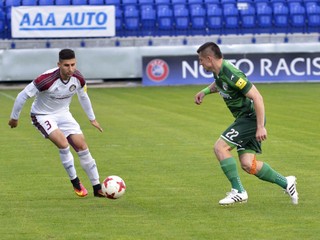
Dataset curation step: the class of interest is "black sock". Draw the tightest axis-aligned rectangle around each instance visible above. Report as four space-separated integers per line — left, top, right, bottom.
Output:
93 184 101 193
71 177 81 191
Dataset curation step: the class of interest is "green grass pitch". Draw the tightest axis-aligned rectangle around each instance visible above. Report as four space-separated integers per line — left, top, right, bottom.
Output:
0 83 319 239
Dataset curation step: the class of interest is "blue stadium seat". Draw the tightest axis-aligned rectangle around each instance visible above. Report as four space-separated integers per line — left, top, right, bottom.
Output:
88 0 105 4
124 4 140 36
287 0 303 2
206 3 222 35
155 0 170 4
222 3 239 34
122 0 137 4
238 2 257 34
288 2 306 33
56 0 72 5
5 0 21 7
21 0 38 5
173 4 190 35
220 0 236 3
38 0 55 5
273 2 289 33
305 1 320 33
105 0 121 4
188 0 203 4
204 0 219 4
189 3 207 35
255 2 273 33
115 5 124 36
0 9 6 39
140 4 156 36
172 0 187 5
72 0 88 5
139 0 154 5
157 4 174 36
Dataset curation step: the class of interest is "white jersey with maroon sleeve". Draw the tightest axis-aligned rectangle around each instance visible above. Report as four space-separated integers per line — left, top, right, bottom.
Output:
30 67 86 115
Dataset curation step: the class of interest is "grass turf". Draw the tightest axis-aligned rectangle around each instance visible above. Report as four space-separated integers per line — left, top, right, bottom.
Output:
0 83 319 239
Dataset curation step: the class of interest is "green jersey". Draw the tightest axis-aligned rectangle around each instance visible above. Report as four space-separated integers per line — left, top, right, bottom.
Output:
214 60 254 119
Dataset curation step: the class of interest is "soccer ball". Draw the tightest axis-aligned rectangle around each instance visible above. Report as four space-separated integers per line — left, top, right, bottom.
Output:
102 175 126 199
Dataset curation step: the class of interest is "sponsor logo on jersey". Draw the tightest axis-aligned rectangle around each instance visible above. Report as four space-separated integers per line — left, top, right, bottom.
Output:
235 78 247 89
146 59 169 82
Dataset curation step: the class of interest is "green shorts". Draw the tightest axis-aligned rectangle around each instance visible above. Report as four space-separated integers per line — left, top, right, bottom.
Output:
220 117 262 155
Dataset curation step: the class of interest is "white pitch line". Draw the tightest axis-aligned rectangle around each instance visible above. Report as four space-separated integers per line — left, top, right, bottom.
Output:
0 92 16 100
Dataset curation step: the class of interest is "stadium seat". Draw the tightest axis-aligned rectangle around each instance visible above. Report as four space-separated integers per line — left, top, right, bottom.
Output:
21 0 38 5
55 0 72 5
157 4 174 36
255 2 273 33
155 0 170 4
105 0 121 4
173 4 190 35
189 3 207 35
88 0 105 4
188 0 203 4
72 0 88 4
123 5 140 36
172 0 187 5
39 0 55 5
0 9 6 39
139 0 154 5
288 2 306 33
114 5 124 36
206 3 222 35
238 2 257 34
272 2 289 33
222 3 239 34
305 1 320 33
204 0 219 4
220 0 236 3
287 0 303 2
140 4 156 36
5 0 21 7
122 0 138 4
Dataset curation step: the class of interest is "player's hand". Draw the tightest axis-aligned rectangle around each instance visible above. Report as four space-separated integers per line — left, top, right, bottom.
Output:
256 127 267 142
194 91 205 105
8 119 18 128
90 119 103 132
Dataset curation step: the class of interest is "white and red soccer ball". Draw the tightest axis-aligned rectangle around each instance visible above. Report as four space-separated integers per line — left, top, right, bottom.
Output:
102 175 126 199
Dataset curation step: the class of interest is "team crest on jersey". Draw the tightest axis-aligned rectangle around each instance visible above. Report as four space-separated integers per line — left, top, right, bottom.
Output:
69 84 76 92
146 59 169 82
222 82 228 91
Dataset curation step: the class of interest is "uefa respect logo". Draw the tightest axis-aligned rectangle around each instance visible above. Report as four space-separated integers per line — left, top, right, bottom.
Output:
146 59 169 82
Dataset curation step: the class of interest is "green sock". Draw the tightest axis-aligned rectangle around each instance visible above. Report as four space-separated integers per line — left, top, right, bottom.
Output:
220 157 245 193
255 163 287 189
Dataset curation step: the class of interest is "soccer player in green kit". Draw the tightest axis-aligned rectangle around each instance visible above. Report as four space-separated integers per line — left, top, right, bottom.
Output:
194 42 298 205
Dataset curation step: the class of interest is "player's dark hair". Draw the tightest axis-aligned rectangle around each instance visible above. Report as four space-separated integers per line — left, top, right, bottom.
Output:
197 42 223 59
59 49 75 61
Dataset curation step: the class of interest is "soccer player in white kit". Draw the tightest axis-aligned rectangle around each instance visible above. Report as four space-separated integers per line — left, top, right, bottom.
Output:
8 49 107 198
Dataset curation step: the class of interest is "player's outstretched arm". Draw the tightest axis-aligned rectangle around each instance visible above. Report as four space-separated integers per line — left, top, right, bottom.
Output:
90 119 103 132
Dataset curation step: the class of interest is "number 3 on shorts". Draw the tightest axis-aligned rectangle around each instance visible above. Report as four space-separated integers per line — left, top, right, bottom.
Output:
44 120 52 130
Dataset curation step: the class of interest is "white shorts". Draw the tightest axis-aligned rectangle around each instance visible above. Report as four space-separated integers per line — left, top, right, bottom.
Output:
31 112 82 138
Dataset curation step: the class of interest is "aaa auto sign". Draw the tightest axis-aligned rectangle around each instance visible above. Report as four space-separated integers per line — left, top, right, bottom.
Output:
11 5 115 38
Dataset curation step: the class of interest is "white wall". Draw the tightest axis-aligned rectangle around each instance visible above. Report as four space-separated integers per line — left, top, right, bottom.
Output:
0 41 319 82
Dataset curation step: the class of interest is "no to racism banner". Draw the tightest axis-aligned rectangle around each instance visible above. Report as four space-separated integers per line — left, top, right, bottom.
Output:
11 6 115 38
142 52 320 86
